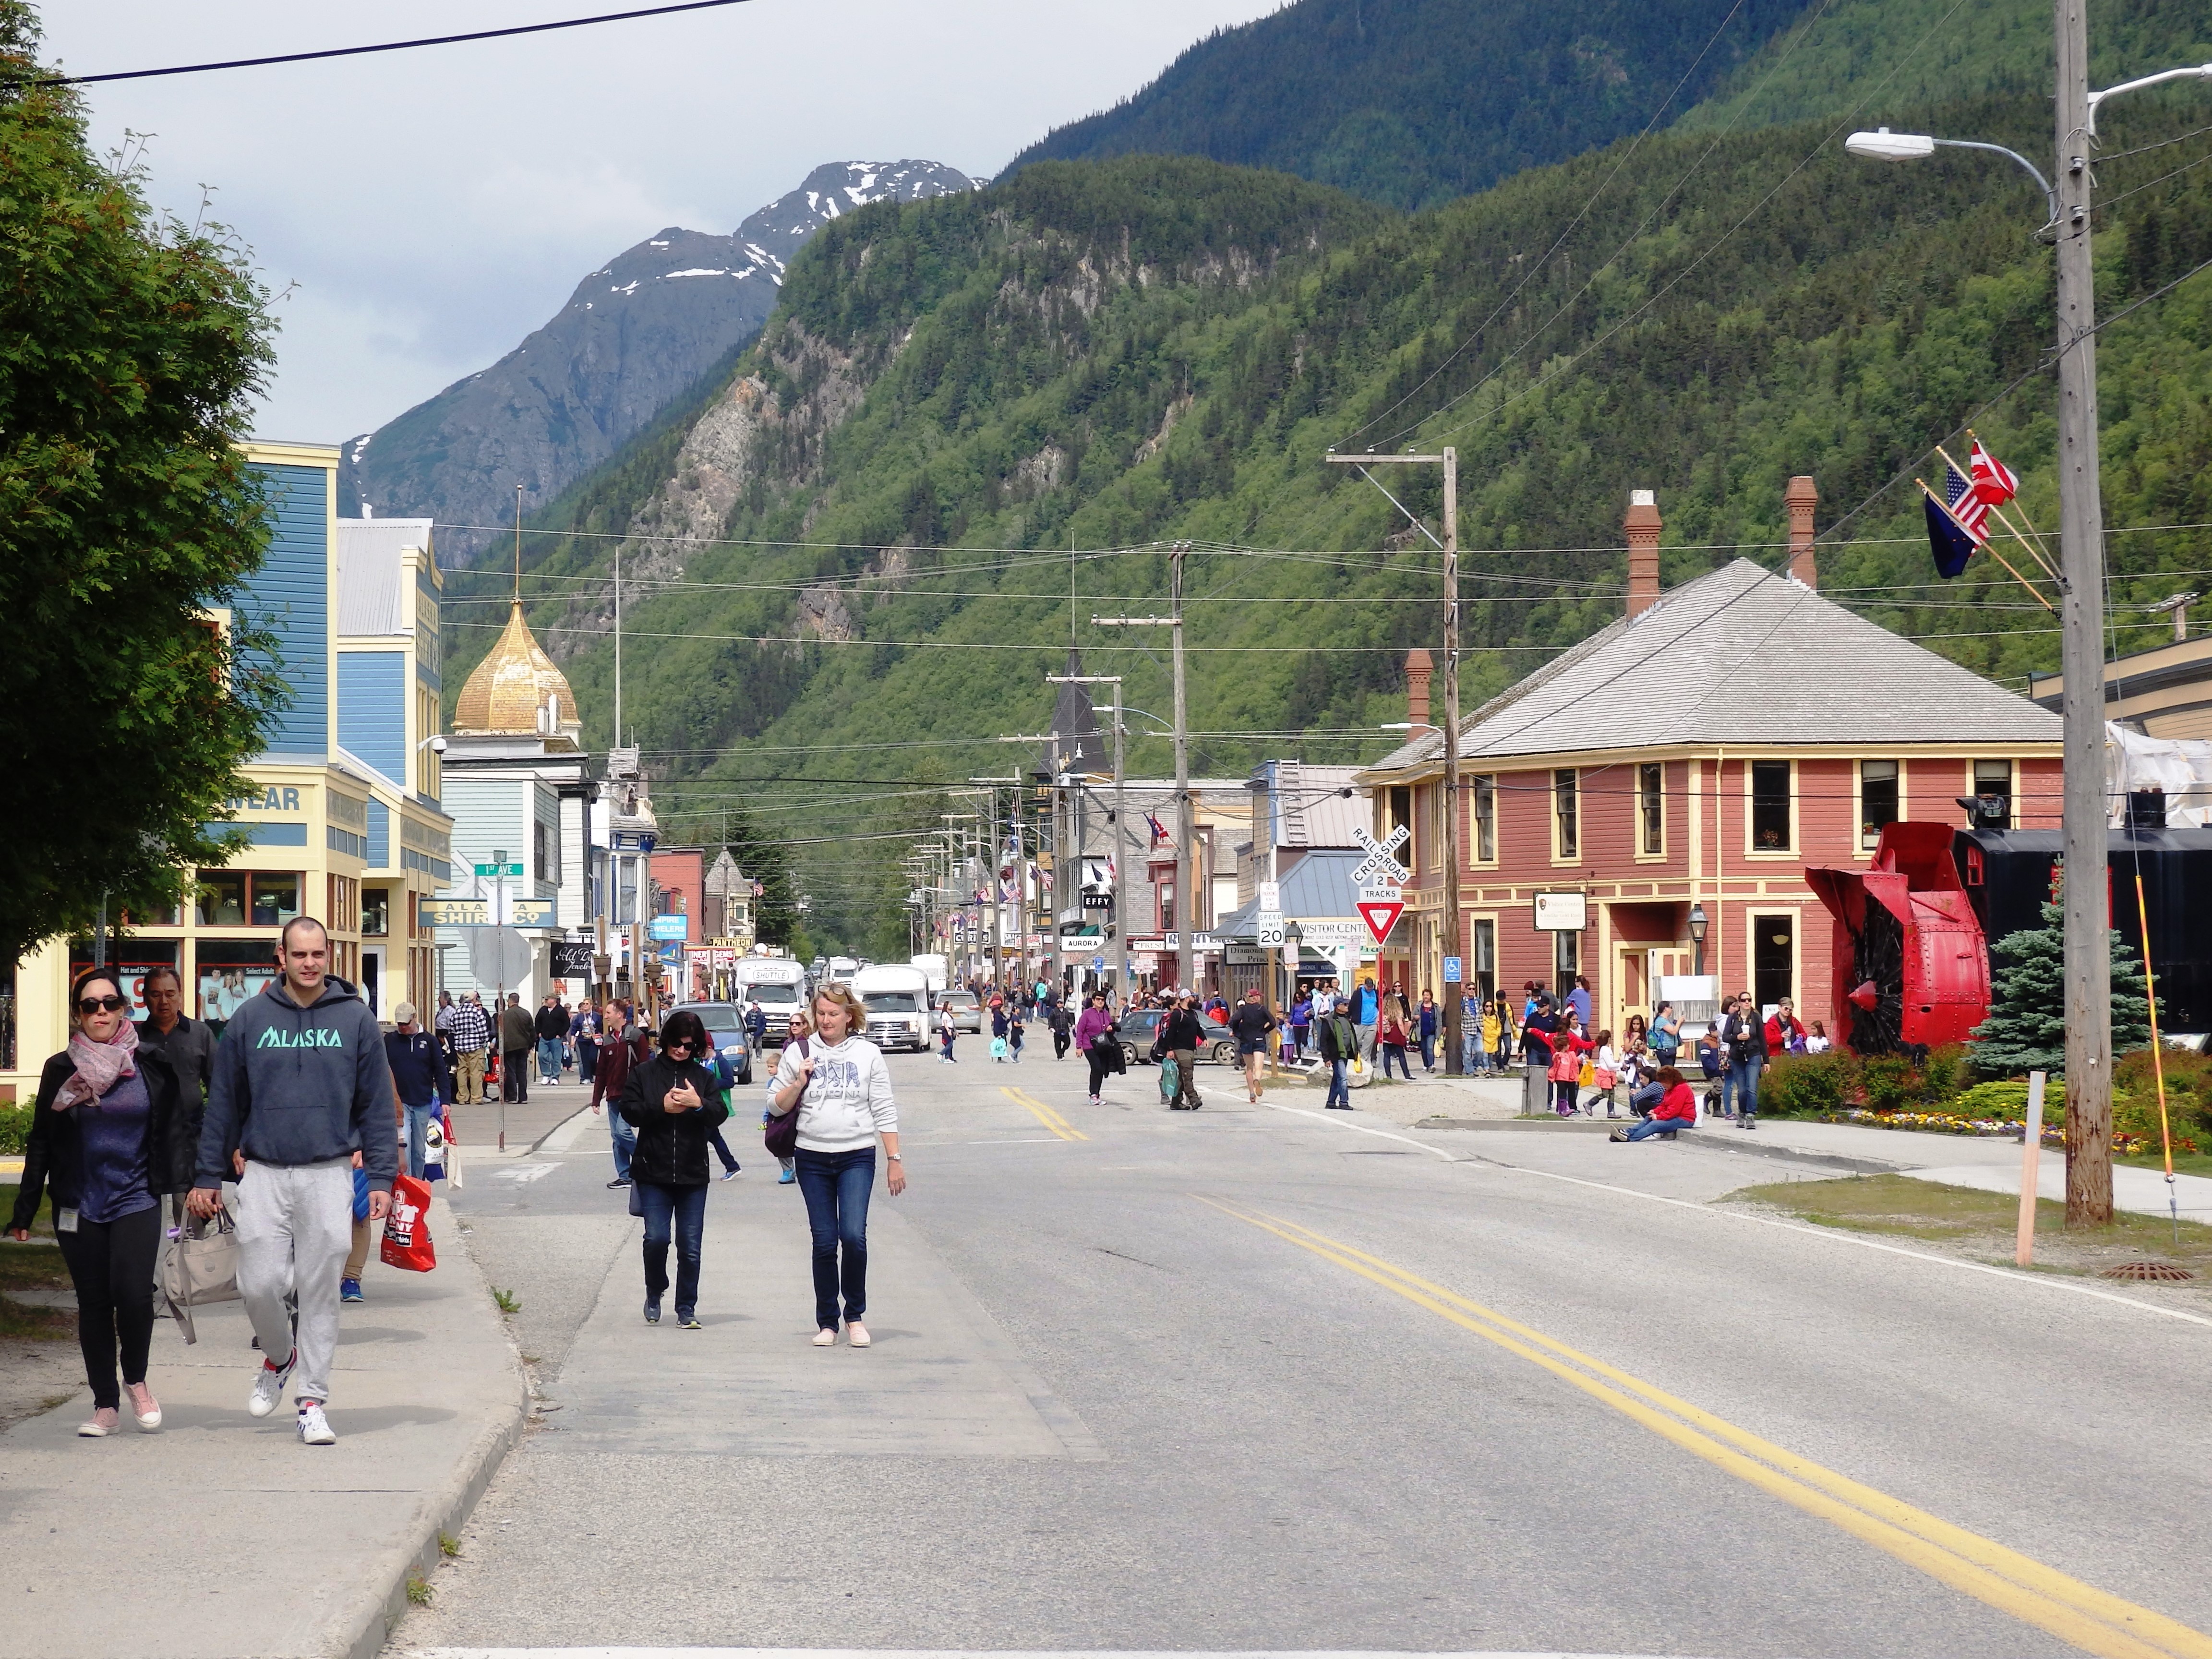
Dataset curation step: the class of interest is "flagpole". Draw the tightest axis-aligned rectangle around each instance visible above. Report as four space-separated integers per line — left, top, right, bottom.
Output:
1963 430 2065 583
1916 479 2056 612
1935 441 2062 585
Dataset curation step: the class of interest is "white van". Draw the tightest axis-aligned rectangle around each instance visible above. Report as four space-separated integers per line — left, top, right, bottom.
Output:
731 958 809 1044
909 954 949 996
852 964 930 1051
828 956 861 987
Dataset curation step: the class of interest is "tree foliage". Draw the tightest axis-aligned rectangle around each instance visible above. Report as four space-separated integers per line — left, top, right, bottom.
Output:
0 3 281 970
1971 900 2153 1076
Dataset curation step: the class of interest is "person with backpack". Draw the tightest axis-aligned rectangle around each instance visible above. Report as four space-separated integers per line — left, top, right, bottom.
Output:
591 1003 645 1189
1317 997 1359 1109
766 986 902 1347
616 1009 728 1330
1650 1001 1682 1067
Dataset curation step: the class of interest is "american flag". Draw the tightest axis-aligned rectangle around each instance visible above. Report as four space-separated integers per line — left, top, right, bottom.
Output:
1942 459 1989 544
1970 440 2019 507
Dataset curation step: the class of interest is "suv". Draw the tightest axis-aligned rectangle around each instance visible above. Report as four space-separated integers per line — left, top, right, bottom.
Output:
665 1002 753 1086
1112 1007 1236 1068
935 989 983 1033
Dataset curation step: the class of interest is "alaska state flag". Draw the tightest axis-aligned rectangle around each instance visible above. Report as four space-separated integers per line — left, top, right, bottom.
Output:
1924 492 1977 578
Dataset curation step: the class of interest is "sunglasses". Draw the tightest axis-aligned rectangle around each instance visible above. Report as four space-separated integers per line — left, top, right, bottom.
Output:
76 995 128 1014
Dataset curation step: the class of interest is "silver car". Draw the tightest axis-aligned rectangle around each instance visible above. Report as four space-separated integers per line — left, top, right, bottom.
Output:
936 989 983 1033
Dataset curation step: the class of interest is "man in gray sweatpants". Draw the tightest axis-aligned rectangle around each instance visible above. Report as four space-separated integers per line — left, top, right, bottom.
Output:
191 918 396 1446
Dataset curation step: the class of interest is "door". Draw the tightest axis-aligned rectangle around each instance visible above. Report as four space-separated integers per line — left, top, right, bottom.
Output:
1616 947 1648 1035
361 948 384 1020
1754 914 1796 1014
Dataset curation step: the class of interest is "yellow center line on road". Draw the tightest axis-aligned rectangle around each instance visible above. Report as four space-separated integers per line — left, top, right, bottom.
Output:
1001 1086 1088 1142
1196 1195 2212 1659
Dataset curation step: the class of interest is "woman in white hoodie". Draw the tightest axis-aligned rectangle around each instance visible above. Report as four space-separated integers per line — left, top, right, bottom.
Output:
767 984 904 1347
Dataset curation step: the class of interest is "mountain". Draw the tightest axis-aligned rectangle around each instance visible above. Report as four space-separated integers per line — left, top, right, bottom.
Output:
337 159 976 563
999 0 1812 210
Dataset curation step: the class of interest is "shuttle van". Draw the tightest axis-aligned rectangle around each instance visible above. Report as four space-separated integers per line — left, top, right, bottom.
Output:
851 964 930 1051
731 958 809 1044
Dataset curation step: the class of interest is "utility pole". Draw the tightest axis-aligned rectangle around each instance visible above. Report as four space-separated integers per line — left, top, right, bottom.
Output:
969 780 1021 989
2053 0 2113 1226
1326 450 1466 1075
1046 675 1128 1001
1094 542 1192 994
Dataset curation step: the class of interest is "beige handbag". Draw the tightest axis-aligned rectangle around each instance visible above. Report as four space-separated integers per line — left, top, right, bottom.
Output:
160 1203 241 1346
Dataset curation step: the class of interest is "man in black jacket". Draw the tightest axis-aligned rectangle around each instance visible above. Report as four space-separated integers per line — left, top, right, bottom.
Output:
1316 997 1358 1109
1160 996 1207 1111
535 994 569 1087
136 964 216 1228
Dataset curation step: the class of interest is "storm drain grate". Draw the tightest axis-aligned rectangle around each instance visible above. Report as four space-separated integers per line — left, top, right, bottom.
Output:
2099 1261 2196 1281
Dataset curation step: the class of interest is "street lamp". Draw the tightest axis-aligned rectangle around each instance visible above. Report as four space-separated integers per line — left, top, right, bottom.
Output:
1687 902 1708 980
1846 50 2212 1226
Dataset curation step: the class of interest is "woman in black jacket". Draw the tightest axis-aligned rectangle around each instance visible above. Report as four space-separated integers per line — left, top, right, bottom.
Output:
1160 995 1207 1111
7 968 190 1436
616 1009 729 1329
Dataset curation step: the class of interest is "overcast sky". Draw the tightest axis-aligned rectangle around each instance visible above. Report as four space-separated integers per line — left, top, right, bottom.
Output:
49 1 1283 443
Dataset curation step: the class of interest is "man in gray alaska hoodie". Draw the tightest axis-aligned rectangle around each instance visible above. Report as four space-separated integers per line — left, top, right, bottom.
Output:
190 917 397 1445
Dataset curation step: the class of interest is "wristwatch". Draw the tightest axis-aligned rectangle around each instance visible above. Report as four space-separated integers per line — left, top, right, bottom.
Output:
886 1154 903 1162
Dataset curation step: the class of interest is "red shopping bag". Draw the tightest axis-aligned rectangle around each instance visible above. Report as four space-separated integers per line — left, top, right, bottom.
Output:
379 1174 438 1272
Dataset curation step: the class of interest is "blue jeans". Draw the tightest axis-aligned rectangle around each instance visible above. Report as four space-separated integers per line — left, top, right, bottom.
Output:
708 1124 739 1173
638 1181 708 1317
405 1101 438 1178
1324 1058 1350 1108
1382 1043 1412 1079
1727 1057 1762 1120
537 1036 564 1082
1626 1115 1690 1141
610 1110 637 1181
1419 1033 1436 1070
794 1146 875 1330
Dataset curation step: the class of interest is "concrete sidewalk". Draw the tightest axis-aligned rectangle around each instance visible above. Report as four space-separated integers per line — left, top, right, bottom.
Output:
0 1202 527 1659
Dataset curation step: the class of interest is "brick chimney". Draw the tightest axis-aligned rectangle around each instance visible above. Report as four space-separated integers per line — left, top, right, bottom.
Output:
1785 474 1818 589
1405 647 1433 729
1625 489 1661 620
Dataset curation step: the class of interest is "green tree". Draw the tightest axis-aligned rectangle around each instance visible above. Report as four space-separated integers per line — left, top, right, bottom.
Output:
1970 899 2153 1076
0 3 281 972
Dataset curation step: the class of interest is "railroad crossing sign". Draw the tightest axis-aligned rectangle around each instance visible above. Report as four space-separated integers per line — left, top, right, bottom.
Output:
1351 825 1411 887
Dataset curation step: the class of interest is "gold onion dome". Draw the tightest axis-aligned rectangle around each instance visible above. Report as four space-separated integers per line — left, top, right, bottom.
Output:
454 600 579 735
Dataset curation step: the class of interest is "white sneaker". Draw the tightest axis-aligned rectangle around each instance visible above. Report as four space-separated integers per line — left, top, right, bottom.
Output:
248 1351 295 1417
296 1400 336 1445
846 1321 871 1348
811 1327 837 1346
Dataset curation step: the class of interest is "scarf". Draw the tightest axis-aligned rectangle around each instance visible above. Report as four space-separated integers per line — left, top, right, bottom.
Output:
57 1018 140 1110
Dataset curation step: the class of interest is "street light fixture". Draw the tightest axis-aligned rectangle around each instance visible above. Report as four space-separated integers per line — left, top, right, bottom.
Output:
1843 128 2057 227
1687 902 1708 979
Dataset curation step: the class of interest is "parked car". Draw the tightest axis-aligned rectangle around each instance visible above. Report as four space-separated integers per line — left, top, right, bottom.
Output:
1112 1007 1236 1068
665 1001 753 1086
936 989 983 1033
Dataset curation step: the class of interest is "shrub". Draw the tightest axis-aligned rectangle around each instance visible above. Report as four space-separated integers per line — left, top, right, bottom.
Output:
1953 1078 2066 1122
1859 1055 1922 1113
1919 1044 1972 1107
0 1104 29 1155
1760 1050 1858 1116
2114 1047 2212 1136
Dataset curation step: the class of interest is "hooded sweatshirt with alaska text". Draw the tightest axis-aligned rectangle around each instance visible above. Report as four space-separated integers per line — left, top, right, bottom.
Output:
197 976 398 1193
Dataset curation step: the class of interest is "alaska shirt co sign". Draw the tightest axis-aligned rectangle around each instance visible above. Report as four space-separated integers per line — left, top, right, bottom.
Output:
422 897 555 928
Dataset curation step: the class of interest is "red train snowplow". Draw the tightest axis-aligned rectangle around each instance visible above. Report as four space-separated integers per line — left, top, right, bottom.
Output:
1804 821 1991 1055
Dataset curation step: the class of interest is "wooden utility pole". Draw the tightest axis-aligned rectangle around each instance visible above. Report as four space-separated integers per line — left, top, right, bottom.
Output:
1094 544 1192 995
1326 450 1466 1075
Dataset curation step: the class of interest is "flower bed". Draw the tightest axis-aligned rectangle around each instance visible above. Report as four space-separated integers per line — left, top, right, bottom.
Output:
1813 1107 2198 1157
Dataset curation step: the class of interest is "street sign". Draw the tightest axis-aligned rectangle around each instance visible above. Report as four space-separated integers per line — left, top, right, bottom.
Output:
1258 881 1281 914
1443 955 1463 984
1091 955 1106 971
468 927 533 988
1533 891 1588 931
1257 917 1286 947
1351 825 1411 886
1356 899 1405 945
475 862 524 878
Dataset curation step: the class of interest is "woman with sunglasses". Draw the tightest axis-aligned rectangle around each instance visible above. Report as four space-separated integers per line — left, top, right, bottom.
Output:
615 1009 729 1330
8 970 192 1435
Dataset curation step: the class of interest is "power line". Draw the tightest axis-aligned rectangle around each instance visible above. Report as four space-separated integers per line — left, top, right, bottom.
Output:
28 0 757 87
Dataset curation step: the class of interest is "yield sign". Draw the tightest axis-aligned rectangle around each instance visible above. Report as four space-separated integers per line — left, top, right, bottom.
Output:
1357 898 1405 945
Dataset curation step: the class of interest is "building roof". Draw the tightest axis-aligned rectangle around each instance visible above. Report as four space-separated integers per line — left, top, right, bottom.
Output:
1364 558 2061 775
454 601 581 739
1256 761 1366 848
1215 849 1366 937
335 519 433 637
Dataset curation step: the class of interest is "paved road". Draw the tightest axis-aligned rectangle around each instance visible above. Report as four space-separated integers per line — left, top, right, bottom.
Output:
389 1051 2212 1659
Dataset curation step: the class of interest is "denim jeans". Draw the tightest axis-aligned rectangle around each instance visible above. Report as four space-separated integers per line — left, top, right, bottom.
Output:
1324 1058 1350 1108
405 1100 438 1178
609 1110 637 1181
1626 1115 1690 1141
537 1036 565 1082
1727 1057 1763 1120
1382 1043 1413 1079
638 1181 708 1316
708 1124 739 1173
794 1146 875 1329
1419 1034 1436 1070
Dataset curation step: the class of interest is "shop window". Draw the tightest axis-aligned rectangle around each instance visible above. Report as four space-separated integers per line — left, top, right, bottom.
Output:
362 890 391 938
1472 917 1496 1009
1751 760 1793 851
1861 760 1899 849
1554 769 1578 860
195 939 280 1029
1973 759 2013 828
197 872 247 927
1472 775 1496 863
1553 926 1580 994
250 873 301 928
1639 762 1664 855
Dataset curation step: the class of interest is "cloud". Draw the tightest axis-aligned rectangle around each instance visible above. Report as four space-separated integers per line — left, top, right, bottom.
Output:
50 0 1283 441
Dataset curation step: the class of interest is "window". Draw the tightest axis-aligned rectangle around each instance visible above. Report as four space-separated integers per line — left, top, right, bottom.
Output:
1472 775 1496 863
1554 769 1579 860
1472 918 1496 1009
325 875 358 936
1157 880 1175 935
1639 762 1664 855
362 890 391 938
253 874 302 928
1973 759 2013 828
197 873 247 926
1750 760 1793 851
1861 760 1900 850
1554 926 1580 992
1387 784 1412 843
1754 914 1795 1011
1421 783 1442 871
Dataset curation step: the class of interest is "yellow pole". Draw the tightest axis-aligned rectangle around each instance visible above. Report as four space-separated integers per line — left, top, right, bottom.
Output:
2132 862 2179 1244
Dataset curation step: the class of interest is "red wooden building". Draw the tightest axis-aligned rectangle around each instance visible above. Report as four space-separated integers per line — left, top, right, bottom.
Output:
1354 482 2063 1040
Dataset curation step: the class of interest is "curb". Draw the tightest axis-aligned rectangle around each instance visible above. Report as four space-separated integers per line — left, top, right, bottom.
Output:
341 1224 530 1659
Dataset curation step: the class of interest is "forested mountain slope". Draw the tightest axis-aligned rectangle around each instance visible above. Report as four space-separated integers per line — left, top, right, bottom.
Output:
446 105 2212 953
